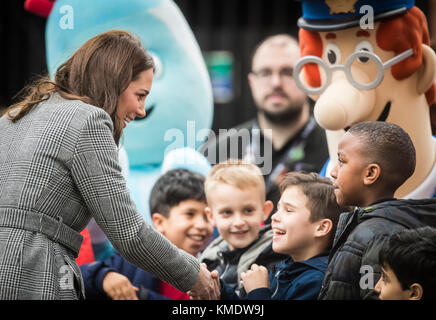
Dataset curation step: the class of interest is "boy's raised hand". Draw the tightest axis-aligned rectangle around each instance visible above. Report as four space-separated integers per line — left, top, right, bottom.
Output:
241 264 269 293
103 271 139 300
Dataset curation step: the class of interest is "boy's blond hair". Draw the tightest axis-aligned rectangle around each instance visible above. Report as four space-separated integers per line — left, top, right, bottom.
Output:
205 159 265 203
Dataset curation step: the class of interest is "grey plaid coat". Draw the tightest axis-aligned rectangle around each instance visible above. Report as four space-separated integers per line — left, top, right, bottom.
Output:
0 94 200 299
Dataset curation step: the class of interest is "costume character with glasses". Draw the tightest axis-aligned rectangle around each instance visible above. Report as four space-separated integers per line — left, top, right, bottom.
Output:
295 0 436 199
201 34 329 222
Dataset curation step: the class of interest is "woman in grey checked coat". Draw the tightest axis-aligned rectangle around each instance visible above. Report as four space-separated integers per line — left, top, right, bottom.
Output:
0 30 218 300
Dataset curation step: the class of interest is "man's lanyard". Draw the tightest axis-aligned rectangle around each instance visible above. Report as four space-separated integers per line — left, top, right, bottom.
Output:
244 117 317 194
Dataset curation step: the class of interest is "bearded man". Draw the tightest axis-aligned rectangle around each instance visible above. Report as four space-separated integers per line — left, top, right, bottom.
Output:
202 35 329 220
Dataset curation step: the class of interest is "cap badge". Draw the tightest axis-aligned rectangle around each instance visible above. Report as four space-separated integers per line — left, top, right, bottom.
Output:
325 0 358 14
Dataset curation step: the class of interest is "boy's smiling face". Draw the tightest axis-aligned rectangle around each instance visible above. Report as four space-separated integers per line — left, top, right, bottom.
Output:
153 199 213 256
206 183 272 250
331 132 369 207
271 186 318 260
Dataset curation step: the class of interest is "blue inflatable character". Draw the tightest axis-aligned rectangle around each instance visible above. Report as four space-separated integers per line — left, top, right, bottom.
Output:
46 0 214 257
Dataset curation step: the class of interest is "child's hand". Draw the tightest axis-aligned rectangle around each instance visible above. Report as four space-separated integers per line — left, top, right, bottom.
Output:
189 266 221 300
102 271 139 300
241 264 269 293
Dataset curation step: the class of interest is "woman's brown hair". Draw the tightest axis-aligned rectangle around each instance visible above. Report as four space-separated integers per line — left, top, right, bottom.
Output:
5 30 154 145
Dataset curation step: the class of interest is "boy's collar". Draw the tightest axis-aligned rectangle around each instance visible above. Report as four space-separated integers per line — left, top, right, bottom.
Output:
283 252 328 272
366 198 397 207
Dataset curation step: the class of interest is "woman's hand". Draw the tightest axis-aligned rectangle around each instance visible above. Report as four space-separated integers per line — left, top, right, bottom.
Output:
102 271 139 300
241 264 269 293
188 263 220 300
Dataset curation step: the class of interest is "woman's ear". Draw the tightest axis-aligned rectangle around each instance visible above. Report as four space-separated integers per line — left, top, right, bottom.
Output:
363 163 381 186
263 200 274 222
151 213 166 234
408 283 424 300
417 44 436 95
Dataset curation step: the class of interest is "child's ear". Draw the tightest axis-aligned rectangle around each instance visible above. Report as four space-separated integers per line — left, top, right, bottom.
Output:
408 283 424 300
363 163 381 186
314 219 332 238
263 200 274 222
205 207 216 226
151 213 167 234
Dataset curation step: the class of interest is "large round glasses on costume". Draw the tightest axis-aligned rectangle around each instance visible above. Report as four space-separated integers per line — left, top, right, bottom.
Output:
293 48 414 95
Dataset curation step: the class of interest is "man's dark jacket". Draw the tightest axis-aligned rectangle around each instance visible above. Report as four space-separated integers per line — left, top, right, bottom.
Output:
319 199 436 300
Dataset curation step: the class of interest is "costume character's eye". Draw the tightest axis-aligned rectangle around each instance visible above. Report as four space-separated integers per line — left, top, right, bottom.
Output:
355 41 374 63
325 43 341 65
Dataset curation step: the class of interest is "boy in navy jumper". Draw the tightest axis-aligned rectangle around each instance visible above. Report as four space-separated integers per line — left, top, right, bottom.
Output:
216 172 350 300
80 169 213 300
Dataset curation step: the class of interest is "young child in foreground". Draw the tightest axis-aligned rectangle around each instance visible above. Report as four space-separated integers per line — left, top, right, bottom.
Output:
80 169 213 300
200 171 350 300
200 160 287 297
375 226 436 300
319 121 436 300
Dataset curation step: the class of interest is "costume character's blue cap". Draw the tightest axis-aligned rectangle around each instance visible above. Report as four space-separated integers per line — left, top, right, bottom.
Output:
297 0 415 31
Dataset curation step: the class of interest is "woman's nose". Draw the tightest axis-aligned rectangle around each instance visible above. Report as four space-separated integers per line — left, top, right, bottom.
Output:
136 102 146 118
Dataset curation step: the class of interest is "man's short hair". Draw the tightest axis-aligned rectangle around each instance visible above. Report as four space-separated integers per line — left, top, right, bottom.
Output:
249 34 299 70
279 171 351 246
348 121 416 192
149 169 206 218
205 159 265 203
379 226 436 300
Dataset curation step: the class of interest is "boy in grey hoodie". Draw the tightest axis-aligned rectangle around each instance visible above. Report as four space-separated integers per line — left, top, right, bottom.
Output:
200 160 286 297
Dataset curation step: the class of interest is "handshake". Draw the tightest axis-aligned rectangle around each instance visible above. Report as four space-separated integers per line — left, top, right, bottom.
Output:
188 263 269 300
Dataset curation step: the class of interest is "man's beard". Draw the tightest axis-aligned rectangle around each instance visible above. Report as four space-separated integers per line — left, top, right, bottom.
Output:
257 101 304 126
256 89 305 126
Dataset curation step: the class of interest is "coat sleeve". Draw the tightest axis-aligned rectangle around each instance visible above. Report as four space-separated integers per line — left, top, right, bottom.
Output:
70 109 200 292
79 257 117 299
320 245 363 300
359 234 391 300
219 280 242 300
245 288 272 300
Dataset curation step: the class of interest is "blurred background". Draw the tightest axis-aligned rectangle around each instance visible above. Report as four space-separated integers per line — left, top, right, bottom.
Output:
0 0 433 133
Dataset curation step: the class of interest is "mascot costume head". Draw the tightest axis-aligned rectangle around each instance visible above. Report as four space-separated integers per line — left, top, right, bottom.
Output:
45 0 213 225
295 0 436 198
